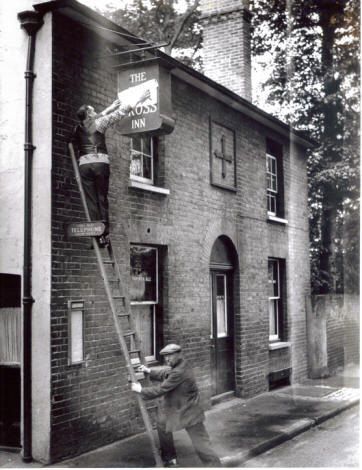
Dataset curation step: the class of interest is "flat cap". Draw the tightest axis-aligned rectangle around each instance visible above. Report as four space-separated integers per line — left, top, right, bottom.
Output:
159 344 182 355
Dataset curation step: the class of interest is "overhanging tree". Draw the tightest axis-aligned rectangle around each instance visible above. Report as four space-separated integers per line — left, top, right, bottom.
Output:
100 0 202 69
250 0 360 294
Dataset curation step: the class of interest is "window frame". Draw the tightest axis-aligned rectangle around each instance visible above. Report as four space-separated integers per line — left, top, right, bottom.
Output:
268 258 282 342
266 153 278 216
67 299 85 365
130 135 155 185
215 273 228 338
130 245 159 362
130 303 156 363
265 139 284 219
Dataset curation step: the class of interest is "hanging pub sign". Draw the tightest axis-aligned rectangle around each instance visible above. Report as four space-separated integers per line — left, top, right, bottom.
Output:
116 58 175 136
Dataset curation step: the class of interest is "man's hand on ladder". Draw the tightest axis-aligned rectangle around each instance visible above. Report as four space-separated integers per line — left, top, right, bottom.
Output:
131 382 142 393
138 364 151 374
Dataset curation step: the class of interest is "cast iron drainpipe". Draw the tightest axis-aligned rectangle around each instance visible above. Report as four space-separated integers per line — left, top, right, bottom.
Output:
17 10 43 463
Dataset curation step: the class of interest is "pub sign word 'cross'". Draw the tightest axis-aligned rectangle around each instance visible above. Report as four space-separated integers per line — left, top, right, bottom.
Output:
214 135 232 178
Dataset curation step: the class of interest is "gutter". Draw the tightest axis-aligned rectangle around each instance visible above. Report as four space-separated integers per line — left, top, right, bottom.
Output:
17 9 44 463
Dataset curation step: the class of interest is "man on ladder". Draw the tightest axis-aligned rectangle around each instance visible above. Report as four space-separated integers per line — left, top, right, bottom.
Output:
69 89 150 247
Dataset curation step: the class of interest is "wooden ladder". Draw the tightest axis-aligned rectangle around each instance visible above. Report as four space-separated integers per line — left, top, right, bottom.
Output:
68 143 163 467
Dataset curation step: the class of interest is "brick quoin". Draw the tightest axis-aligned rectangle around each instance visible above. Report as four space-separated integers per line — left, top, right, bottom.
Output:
49 10 310 462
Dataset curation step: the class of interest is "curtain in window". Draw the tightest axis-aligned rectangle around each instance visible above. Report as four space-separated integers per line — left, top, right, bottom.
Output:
0 308 21 364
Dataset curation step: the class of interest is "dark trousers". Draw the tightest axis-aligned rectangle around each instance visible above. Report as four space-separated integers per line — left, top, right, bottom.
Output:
79 163 110 233
157 421 221 466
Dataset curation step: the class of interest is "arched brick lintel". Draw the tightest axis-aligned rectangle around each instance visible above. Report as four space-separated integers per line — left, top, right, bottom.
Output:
200 218 239 267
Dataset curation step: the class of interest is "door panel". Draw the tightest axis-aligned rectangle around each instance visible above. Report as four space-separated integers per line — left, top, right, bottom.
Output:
211 272 235 395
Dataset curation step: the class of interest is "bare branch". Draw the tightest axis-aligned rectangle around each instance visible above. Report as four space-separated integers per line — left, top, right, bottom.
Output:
169 0 200 51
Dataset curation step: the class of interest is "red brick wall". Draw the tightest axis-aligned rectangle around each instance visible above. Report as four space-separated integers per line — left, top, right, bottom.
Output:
201 0 252 100
50 11 310 461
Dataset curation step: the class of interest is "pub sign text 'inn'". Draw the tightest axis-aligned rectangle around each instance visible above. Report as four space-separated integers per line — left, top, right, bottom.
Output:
117 59 175 136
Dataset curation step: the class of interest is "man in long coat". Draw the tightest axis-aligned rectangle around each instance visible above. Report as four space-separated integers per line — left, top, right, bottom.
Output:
131 344 221 467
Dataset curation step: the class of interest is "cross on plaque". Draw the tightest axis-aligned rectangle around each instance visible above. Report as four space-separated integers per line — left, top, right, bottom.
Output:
214 135 232 178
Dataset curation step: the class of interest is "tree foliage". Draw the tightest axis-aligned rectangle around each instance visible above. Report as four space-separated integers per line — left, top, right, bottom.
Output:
100 0 202 68
250 0 360 294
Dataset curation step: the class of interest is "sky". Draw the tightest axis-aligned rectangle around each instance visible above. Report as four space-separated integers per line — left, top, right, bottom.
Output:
78 0 187 12
78 0 126 12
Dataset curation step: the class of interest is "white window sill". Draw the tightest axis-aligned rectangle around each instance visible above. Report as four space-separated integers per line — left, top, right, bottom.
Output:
269 341 291 351
267 214 288 225
129 180 170 195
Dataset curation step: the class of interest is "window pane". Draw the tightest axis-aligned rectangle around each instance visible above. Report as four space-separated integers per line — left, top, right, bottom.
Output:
271 157 276 174
131 136 142 152
268 260 279 297
271 175 277 192
267 173 272 190
216 275 224 296
266 154 278 215
143 136 152 156
216 275 227 337
143 154 152 180
267 193 277 214
131 304 155 359
130 246 157 302
130 136 153 183
130 151 142 177
269 299 278 337
266 155 271 171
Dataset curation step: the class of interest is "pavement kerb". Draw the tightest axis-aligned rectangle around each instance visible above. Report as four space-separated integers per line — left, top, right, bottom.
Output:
220 419 314 467
312 397 360 426
220 398 360 467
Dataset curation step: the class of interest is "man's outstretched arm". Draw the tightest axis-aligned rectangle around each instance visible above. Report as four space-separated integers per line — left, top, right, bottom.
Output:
95 89 150 132
98 99 123 117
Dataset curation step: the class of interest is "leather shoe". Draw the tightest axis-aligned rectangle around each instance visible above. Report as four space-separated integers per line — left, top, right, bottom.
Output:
164 459 179 467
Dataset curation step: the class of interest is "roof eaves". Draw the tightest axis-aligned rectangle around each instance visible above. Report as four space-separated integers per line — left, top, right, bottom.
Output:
157 52 316 149
33 0 148 47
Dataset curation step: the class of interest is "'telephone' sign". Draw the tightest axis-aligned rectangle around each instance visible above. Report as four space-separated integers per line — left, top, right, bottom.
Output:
117 59 175 135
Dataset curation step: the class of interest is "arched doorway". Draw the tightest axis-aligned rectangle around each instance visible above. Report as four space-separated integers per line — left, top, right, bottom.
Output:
210 236 237 396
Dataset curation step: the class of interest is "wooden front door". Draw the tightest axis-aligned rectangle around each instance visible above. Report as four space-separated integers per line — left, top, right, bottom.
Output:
211 271 235 396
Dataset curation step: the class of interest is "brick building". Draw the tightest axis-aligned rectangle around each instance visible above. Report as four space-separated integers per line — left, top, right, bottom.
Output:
0 0 313 463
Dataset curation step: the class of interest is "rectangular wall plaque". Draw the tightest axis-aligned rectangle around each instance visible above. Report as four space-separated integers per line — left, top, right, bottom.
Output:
66 221 105 238
68 300 84 365
210 118 237 191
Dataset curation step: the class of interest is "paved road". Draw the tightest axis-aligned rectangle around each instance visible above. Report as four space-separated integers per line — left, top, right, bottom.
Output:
242 406 360 467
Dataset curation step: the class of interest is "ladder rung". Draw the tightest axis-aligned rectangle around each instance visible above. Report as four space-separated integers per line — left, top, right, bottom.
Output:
117 313 130 318
146 404 158 411
124 330 136 337
103 260 115 265
129 348 141 354
113 295 125 300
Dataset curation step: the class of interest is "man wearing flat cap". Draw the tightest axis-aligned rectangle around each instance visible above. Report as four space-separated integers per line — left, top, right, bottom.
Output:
131 344 221 467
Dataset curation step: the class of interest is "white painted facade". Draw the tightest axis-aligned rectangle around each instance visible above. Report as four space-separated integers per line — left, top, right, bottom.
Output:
0 2 52 462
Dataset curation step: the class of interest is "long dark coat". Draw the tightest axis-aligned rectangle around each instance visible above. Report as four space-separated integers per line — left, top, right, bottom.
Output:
140 358 205 432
